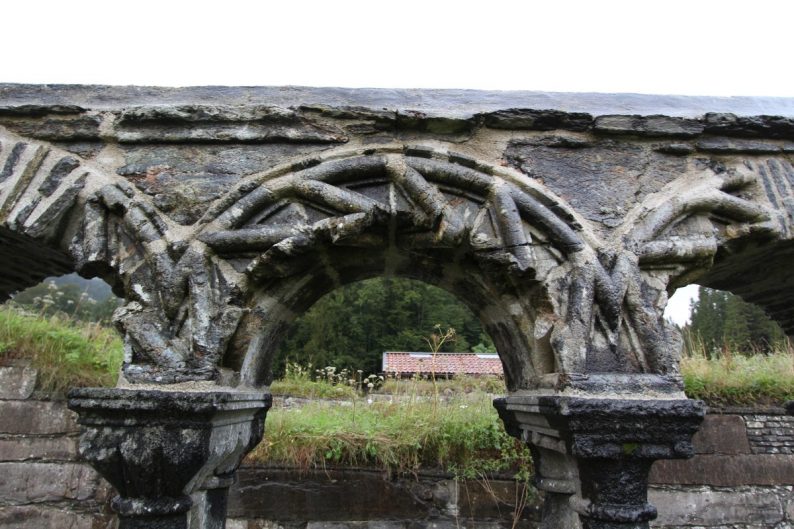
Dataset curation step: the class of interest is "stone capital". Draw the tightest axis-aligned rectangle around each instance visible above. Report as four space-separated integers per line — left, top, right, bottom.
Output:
68 388 271 529
495 394 705 529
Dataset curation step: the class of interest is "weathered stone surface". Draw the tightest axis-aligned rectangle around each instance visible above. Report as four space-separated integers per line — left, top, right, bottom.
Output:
594 115 704 137
0 436 78 461
0 461 101 502
0 400 78 434
744 413 794 455
116 143 332 225
704 112 794 139
230 468 540 522
68 388 270 529
649 487 785 526
482 109 592 131
504 138 686 230
696 137 786 153
690 414 751 455
0 365 37 399
0 505 104 529
650 454 794 486
113 105 348 143
0 114 102 141
496 396 704 529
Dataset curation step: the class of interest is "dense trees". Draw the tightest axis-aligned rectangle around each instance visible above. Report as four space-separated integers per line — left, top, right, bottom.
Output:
274 278 494 375
687 287 786 357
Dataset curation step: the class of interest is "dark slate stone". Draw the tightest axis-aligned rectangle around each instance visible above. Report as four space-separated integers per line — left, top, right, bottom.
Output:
594 115 704 137
504 139 686 231
396 110 474 134
482 109 592 131
117 144 333 225
0 104 86 116
51 141 105 159
0 142 26 182
696 137 785 153
653 142 695 155
113 105 348 143
704 112 794 139
37 156 80 197
0 115 102 141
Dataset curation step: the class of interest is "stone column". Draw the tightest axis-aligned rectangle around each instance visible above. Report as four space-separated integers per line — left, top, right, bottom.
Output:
68 388 270 529
495 385 704 529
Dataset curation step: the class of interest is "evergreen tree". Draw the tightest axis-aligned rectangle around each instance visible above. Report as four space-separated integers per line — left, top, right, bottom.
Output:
274 277 494 376
687 287 786 357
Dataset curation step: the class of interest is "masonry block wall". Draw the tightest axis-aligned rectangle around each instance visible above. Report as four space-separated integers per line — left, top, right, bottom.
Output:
649 411 794 528
0 365 114 529
2 361 794 529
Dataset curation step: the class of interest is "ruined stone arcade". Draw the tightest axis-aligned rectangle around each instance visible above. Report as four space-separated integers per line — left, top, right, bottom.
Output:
1 85 793 529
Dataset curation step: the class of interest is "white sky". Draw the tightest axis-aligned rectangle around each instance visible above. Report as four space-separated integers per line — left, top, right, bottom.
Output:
3 0 794 95
3 0 786 324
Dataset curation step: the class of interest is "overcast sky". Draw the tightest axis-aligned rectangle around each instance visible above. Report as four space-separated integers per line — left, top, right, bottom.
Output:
4 0 790 324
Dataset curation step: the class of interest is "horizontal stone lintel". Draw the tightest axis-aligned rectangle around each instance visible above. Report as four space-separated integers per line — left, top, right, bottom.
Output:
650 453 794 486
0 400 78 435
0 461 103 503
649 486 786 526
0 436 78 461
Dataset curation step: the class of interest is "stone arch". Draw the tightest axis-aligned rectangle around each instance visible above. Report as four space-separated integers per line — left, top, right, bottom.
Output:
193 145 590 392
0 130 91 297
189 144 708 394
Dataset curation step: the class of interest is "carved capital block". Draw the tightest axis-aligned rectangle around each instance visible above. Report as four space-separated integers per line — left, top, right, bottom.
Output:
68 388 271 529
495 393 704 529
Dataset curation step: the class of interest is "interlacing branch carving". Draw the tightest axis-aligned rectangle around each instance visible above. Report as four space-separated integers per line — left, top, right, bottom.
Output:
0 129 786 385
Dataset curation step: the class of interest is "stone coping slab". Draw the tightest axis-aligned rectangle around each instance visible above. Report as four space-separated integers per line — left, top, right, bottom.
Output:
2 84 794 118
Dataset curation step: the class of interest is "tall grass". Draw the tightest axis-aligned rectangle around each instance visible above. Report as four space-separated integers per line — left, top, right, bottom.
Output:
380 374 505 397
249 392 531 479
0 305 123 394
681 335 794 406
270 363 359 399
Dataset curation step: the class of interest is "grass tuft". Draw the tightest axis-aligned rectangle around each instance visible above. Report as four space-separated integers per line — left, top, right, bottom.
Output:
0 305 123 394
681 350 794 406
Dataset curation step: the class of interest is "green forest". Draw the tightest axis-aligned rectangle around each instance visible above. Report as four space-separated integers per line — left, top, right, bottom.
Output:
687 287 786 357
274 278 494 376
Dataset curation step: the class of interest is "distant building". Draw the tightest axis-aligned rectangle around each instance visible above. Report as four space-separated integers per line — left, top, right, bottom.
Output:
381 351 503 377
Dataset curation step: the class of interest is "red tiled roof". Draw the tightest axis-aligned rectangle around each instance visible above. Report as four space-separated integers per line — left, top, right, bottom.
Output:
382 352 503 376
